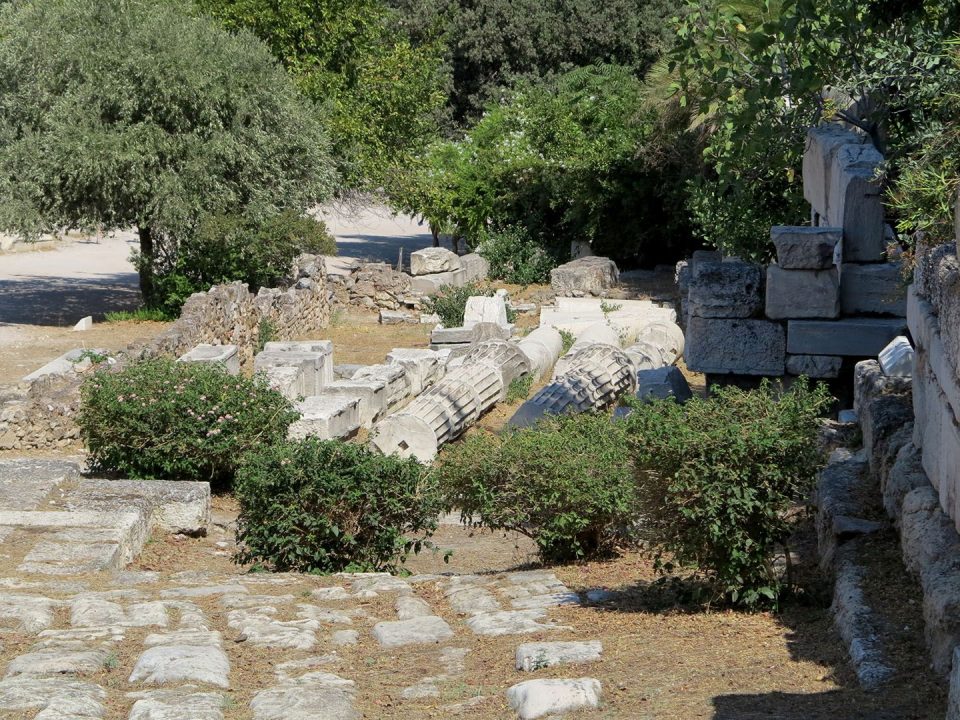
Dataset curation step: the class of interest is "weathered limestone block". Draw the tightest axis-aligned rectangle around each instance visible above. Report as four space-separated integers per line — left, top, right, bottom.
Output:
23 348 111 383
66 479 209 536
828 143 886 262
785 354 843 379
840 262 907 316
378 309 415 325
690 250 722 275
687 261 763 318
410 247 461 276
409 269 467 294
288 396 361 441
261 365 303 401
321 379 387 428
508 344 636 428
353 364 409 408
506 678 602 720
386 349 444 395
803 124 869 218
685 317 785 376
371 616 454 647
765 265 840 319
459 253 490 283
515 641 602 671
772 226 841 269
787 318 906 357
254 341 334 396
550 256 619 297
463 295 509 329
518 327 563 379
878 336 913 378
853 360 912 415
177 344 240 375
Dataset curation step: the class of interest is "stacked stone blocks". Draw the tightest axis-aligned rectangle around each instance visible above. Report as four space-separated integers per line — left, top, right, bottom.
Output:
684 125 907 379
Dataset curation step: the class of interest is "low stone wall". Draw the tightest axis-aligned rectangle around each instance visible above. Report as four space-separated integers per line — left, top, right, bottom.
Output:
1 269 331 451
910 242 960 531
140 276 330 370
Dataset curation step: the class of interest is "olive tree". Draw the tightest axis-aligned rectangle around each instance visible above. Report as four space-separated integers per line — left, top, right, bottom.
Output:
0 0 337 306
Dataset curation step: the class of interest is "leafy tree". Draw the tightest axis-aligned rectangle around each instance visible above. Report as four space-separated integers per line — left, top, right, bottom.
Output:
0 0 336 307
391 0 682 124
390 64 699 267
670 0 960 259
198 0 448 188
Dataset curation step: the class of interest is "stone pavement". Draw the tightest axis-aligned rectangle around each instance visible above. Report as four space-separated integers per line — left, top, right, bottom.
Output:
0 459 606 719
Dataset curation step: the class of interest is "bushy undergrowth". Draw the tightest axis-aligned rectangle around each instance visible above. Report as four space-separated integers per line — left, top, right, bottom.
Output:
422 282 516 328
436 413 639 563
78 358 296 484
235 438 443 573
151 211 336 316
624 379 832 607
477 225 556 285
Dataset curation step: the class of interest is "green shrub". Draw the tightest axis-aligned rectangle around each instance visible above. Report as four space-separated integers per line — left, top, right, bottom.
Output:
151 211 337 316
436 413 639 563
558 329 575 354
235 438 443 573
78 358 297 484
477 225 557 285
624 378 832 607
422 282 517 327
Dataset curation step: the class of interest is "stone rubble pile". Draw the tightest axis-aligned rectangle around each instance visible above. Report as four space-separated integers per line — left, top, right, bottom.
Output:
682 124 907 381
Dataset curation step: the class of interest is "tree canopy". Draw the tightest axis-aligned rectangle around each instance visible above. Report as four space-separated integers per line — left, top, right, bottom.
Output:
0 0 336 306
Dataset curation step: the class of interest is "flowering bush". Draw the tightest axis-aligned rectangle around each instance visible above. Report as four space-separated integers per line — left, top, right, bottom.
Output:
78 358 297 484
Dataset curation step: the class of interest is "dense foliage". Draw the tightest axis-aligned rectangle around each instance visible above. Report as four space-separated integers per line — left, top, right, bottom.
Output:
436 413 639 563
235 438 442 572
624 379 832 606
672 0 960 259
0 0 335 311
390 65 698 267
198 0 448 188
477 226 556 285
391 0 679 124
150 211 336 317
79 359 297 485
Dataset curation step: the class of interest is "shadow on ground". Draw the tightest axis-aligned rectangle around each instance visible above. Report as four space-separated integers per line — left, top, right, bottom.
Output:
0 273 141 325
335 231 443 265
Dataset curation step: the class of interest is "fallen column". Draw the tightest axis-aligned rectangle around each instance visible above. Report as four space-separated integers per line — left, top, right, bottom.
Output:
517 327 563 379
508 343 637 429
369 341 532 463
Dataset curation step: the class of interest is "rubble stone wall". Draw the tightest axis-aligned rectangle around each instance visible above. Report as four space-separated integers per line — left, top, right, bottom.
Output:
1 271 332 451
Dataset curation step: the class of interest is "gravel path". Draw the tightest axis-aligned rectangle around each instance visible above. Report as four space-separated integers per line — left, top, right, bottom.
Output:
0 205 433 327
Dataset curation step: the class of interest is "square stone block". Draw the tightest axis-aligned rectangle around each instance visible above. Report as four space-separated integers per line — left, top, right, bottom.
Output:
766 265 839 319
787 317 906 357
685 317 785 376
687 261 763 319
840 262 906 316
772 226 841 269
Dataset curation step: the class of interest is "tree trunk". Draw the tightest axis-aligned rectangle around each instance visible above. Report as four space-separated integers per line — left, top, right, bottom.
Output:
430 222 440 247
138 225 154 305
